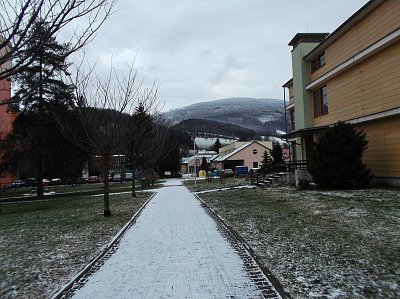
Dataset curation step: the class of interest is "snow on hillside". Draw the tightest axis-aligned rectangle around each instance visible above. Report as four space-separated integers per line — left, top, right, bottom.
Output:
164 97 286 136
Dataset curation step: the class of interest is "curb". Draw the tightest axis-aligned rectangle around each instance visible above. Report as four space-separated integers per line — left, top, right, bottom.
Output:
194 194 291 299
51 193 156 299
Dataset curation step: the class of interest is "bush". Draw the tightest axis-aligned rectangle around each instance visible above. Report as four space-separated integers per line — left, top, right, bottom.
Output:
308 121 372 188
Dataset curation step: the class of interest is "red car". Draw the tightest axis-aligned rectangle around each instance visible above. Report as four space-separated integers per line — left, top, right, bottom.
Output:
42 179 51 186
222 169 234 177
88 176 101 183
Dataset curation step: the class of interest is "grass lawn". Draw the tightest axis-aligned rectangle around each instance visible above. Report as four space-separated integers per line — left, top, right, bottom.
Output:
0 181 138 200
0 191 151 299
184 176 251 192
197 184 400 298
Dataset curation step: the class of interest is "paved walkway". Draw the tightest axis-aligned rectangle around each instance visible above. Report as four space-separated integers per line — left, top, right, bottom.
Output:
71 179 279 298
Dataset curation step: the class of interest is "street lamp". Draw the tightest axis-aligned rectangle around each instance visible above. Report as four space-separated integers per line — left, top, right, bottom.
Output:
193 136 197 187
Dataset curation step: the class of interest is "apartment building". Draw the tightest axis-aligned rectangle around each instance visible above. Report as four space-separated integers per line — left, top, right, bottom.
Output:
0 36 15 188
283 0 400 186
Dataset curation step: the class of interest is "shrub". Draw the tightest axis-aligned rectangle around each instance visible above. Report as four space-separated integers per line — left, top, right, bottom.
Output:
308 121 372 188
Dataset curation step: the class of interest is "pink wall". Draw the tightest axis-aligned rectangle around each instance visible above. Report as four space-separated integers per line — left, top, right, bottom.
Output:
228 142 271 169
0 77 15 187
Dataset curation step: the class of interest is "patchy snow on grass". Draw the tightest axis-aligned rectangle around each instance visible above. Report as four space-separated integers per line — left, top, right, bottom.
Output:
199 186 400 298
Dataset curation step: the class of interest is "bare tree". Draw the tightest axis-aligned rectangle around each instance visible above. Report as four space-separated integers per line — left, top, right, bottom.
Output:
0 0 115 91
123 85 161 197
58 61 139 216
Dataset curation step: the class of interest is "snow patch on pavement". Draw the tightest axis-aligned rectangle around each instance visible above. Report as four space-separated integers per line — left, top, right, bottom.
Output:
71 179 271 298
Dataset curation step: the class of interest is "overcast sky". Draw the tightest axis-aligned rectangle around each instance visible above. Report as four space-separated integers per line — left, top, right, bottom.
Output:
79 0 369 112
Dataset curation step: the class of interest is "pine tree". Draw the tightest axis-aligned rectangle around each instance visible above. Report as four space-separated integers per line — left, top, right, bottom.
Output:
200 156 209 171
260 150 274 174
271 142 284 171
7 20 74 198
213 138 222 153
308 121 372 187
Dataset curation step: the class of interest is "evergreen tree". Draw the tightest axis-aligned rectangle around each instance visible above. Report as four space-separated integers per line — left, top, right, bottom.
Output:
308 121 372 187
200 156 209 171
125 103 155 197
271 142 284 171
6 20 74 197
212 138 222 153
260 150 274 174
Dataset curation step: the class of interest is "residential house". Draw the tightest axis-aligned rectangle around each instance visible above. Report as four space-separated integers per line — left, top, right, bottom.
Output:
0 37 15 189
283 0 400 186
212 140 272 170
181 151 218 174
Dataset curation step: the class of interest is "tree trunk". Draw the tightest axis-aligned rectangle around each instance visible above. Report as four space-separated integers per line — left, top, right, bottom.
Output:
37 52 44 199
131 168 137 198
36 152 44 198
103 158 111 217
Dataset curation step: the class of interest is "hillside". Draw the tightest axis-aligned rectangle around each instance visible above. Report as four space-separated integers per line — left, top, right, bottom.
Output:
171 118 258 141
164 97 285 136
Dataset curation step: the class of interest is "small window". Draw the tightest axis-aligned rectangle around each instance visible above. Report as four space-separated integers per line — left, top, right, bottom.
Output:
311 52 326 72
313 86 328 117
289 108 295 131
253 149 258 154
253 162 258 168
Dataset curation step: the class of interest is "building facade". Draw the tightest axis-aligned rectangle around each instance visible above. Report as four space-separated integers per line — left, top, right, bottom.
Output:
212 141 272 171
0 37 15 188
284 0 400 186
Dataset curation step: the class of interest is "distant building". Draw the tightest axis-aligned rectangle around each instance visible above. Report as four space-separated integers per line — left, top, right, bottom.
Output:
212 140 272 170
181 151 218 174
283 0 400 186
0 36 15 189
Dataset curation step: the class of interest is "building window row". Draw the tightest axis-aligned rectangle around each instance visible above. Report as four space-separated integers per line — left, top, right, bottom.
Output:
311 52 326 72
313 85 328 117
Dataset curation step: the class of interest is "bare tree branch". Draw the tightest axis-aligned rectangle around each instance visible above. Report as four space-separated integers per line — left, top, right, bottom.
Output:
0 0 116 86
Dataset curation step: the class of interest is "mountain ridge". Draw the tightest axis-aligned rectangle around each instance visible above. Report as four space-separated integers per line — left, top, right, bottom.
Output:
164 97 286 137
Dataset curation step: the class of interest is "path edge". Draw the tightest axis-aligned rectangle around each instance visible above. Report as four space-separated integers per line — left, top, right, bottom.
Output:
51 193 156 299
194 193 292 299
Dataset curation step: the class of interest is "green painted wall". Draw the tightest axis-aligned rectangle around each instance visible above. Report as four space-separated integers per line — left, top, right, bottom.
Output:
291 42 320 161
291 42 319 130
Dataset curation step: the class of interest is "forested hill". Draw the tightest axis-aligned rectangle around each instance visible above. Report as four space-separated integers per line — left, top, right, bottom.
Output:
171 118 258 140
163 97 285 136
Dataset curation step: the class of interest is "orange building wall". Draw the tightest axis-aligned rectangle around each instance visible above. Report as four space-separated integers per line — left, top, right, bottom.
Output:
311 0 400 81
0 77 15 187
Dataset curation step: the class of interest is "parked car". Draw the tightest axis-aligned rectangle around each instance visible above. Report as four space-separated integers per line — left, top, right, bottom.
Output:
125 173 133 181
88 176 101 183
25 178 37 187
51 178 63 185
11 180 26 188
221 169 234 177
42 179 51 186
112 173 122 182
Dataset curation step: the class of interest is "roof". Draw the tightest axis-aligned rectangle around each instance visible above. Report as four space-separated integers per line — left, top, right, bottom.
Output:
213 141 270 162
288 33 329 49
304 0 385 61
282 78 293 88
282 125 329 139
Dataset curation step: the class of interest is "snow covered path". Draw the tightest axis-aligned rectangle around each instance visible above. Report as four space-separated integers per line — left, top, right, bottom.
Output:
71 179 275 298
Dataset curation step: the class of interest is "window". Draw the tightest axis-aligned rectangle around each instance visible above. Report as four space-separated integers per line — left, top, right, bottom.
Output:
311 52 326 72
253 162 258 168
313 86 328 117
252 149 258 154
289 108 295 131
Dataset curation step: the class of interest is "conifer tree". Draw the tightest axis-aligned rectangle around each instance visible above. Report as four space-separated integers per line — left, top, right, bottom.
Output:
260 150 274 174
308 121 372 187
213 138 222 153
8 20 74 198
271 142 284 171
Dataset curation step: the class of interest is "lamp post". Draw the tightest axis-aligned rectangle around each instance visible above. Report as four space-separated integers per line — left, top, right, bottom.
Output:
193 136 197 187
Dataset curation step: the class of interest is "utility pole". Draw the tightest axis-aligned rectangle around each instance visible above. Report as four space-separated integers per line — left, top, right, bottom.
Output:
193 136 197 187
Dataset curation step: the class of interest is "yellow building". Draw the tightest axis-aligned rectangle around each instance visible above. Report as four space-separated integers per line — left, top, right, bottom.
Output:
283 0 400 187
